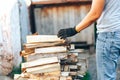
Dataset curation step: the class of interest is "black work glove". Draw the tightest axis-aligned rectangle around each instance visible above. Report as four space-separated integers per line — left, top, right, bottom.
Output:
57 27 78 39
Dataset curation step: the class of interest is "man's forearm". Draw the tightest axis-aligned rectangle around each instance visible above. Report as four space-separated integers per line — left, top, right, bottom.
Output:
75 12 98 32
75 0 105 32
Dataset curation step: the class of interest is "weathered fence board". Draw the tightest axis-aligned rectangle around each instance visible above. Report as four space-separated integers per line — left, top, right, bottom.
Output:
34 3 94 44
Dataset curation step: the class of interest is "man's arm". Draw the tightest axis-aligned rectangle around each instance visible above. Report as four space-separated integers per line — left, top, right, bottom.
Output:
75 0 105 32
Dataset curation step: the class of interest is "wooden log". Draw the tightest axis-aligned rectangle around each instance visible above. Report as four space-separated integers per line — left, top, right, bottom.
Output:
63 65 69 71
69 65 78 71
26 35 65 43
14 74 28 80
22 57 58 69
69 72 77 76
20 50 34 56
67 53 78 62
24 47 35 55
35 46 67 54
61 59 78 65
66 76 72 80
43 70 61 76
14 74 60 80
60 76 66 80
25 53 67 62
69 49 85 53
39 76 59 80
60 76 72 80
24 41 66 48
14 73 40 80
61 72 69 77
26 63 60 74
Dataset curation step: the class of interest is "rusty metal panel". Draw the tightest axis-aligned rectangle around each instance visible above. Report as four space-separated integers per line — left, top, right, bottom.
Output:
34 3 94 44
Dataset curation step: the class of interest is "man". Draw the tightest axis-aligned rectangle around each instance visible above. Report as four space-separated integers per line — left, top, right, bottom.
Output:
57 0 120 80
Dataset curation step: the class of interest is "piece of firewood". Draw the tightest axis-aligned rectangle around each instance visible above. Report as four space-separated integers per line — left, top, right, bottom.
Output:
26 35 65 43
14 74 60 80
26 63 60 74
24 48 35 55
22 57 58 69
43 70 61 76
69 65 78 71
60 76 66 80
20 50 34 56
14 73 41 80
14 74 28 80
61 72 69 77
63 65 69 71
60 76 72 80
66 76 72 80
39 76 59 80
69 72 77 76
24 41 67 48
25 53 67 62
35 46 67 54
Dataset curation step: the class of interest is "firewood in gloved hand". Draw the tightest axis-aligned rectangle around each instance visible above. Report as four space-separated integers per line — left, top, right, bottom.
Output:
57 27 78 39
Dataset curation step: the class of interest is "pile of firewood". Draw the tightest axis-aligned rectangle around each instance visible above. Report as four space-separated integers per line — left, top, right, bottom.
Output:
14 35 72 80
14 34 88 80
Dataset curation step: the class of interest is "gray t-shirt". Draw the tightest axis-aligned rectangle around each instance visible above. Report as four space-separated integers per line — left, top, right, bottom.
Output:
97 0 120 33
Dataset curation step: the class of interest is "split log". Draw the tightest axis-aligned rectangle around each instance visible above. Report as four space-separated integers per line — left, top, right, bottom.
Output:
43 70 61 76
25 53 67 62
14 73 40 80
60 76 72 80
69 72 77 76
35 46 67 54
61 72 69 77
63 65 69 71
26 63 60 74
24 41 67 48
14 74 60 80
22 57 58 69
26 35 65 43
20 50 34 57
39 76 59 80
14 74 28 80
69 65 78 71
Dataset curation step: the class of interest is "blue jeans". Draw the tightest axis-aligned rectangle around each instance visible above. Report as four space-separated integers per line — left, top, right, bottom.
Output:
96 31 120 80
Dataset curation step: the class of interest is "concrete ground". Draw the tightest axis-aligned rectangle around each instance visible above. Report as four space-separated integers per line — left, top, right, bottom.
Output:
0 76 13 80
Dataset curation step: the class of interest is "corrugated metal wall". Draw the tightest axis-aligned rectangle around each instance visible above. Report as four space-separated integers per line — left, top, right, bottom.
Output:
34 3 95 44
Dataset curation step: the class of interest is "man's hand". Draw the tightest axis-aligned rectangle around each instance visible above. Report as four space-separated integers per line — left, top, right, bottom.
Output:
57 27 78 39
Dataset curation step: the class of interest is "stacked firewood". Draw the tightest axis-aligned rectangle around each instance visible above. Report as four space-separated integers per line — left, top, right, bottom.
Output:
14 35 72 80
60 50 88 80
14 34 88 80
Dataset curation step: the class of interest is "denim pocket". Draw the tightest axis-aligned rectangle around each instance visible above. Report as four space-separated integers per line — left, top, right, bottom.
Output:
96 34 106 52
109 42 120 60
97 33 106 42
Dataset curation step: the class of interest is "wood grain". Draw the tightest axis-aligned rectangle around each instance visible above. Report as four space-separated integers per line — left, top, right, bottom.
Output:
26 63 60 74
26 35 65 43
35 46 67 54
22 57 58 69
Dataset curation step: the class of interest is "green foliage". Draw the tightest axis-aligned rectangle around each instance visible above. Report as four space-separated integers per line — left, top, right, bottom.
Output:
8 64 21 78
82 71 91 80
